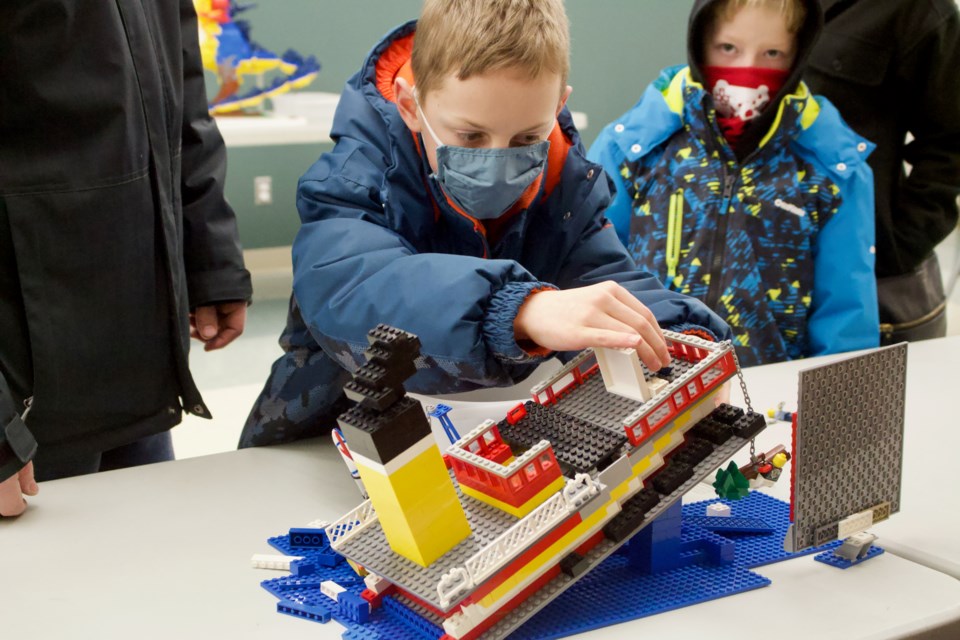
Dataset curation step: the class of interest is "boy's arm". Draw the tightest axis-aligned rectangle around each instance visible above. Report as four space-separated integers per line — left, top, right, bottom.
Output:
0 373 37 515
807 163 880 356
178 0 252 309
586 127 633 246
893 3 960 267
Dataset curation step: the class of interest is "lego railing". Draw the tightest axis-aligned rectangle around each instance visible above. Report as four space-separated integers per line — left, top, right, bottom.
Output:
621 338 736 447
448 420 560 509
325 500 378 551
437 473 601 608
530 350 600 406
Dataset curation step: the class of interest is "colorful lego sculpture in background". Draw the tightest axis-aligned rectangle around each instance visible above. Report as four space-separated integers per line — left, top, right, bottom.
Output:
194 0 320 115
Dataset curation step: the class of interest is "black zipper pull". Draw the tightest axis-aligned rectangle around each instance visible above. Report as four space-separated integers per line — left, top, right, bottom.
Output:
723 173 737 200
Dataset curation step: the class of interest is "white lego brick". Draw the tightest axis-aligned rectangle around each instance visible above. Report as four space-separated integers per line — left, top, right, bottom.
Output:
706 502 731 517
320 580 347 602
595 346 652 402
250 553 303 571
838 508 876 539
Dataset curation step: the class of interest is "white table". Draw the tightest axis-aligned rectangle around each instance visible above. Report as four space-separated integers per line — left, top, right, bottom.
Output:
2 341 960 639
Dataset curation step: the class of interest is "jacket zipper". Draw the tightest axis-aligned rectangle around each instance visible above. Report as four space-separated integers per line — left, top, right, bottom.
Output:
705 170 738 310
666 189 684 280
22 397 33 422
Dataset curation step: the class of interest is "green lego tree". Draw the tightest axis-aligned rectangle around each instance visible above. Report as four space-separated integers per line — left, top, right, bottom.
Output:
713 461 750 500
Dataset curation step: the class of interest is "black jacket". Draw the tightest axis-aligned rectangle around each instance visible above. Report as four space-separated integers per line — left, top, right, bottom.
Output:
806 0 960 278
0 0 252 477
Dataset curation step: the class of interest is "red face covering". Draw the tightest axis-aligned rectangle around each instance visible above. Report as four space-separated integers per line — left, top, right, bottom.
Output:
702 66 789 149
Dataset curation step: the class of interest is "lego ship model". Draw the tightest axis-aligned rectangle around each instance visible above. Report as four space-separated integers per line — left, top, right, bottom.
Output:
325 325 766 640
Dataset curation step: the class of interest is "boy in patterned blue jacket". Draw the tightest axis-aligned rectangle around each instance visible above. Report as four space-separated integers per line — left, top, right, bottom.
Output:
240 0 730 446
589 0 879 367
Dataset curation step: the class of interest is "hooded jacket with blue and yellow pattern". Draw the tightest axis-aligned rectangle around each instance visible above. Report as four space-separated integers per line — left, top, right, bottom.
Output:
590 65 879 366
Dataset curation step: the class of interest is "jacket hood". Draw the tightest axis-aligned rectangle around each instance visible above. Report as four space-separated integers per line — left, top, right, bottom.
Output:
687 0 823 157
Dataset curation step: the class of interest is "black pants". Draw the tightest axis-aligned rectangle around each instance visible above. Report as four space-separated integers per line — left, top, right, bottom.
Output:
33 431 175 482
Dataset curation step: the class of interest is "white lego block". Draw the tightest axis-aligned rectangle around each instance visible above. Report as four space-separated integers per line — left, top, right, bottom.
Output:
706 502 731 517
363 572 391 594
838 508 876 539
595 347 652 402
306 519 330 529
320 580 347 602
250 553 303 571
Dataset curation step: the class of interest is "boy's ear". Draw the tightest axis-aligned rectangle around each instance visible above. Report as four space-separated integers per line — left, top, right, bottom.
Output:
556 85 573 116
395 77 422 133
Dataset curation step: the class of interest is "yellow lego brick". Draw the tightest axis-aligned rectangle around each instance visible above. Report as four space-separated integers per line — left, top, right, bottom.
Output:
460 475 566 518
355 442 471 567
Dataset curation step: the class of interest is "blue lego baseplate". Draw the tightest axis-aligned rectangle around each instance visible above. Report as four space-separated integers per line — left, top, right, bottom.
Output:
258 491 842 639
814 545 885 569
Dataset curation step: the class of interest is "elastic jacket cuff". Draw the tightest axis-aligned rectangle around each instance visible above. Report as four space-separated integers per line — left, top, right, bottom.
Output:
0 413 37 483
668 323 719 342
484 281 558 363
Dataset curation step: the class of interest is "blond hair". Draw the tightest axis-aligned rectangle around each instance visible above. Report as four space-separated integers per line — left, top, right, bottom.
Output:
710 0 807 34
412 0 570 99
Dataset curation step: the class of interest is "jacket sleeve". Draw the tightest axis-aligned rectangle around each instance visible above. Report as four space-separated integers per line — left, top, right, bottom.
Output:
0 374 36 483
893 4 960 264
552 171 733 342
808 162 880 356
293 138 553 394
177 0 252 308
586 127 634 247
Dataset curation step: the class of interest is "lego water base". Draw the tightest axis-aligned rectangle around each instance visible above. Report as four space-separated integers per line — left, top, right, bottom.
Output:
259 492 843 639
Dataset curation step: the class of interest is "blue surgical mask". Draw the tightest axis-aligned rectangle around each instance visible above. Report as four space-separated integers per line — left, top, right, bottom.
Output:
415 91 550 220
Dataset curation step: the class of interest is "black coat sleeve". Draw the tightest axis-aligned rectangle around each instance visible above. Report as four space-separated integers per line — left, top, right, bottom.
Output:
177 0 253 308
0 374 36 483
894 3 960 257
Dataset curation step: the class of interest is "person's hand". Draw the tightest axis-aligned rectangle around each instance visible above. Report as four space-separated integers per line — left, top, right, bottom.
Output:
513 282 671 371
0 462 38 517
190 301 247 351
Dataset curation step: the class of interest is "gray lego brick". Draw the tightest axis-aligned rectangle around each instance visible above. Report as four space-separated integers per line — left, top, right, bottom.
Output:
790 344 908 552
482 428 763 640
334 471 520 610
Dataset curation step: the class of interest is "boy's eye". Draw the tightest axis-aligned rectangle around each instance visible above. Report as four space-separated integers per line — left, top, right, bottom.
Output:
718 43 737 54
765 49 784 58
512 134 543 147
457 132 485 144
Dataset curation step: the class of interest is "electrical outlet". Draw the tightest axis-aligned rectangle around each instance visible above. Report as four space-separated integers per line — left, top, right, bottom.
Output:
254 175 273 205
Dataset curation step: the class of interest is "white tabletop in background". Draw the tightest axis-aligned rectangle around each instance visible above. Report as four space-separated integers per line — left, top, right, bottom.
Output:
4 336 960 640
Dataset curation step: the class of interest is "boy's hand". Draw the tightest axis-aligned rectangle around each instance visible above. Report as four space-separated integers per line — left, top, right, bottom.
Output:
190 301 247 351
0 462 38 517
514 282 671 371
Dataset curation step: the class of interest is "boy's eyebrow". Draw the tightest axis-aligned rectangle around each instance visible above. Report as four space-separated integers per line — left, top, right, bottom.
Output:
452 118 556 133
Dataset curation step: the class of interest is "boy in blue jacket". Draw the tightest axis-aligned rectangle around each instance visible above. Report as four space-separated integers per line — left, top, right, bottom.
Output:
589 0 879 367
241 0 730 447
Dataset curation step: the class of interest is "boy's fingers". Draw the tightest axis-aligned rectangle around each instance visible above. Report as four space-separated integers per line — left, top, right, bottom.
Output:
579 328 644 352
612 288 670 364
604 299 669 368
19 462 38 496
634 339 663 372
0 475 27 517
193 305 218 340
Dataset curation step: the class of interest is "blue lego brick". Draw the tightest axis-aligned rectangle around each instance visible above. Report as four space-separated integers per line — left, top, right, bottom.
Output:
288 527 327 548
289 560 316 576
339 591 372 624
277 599 333 624
814 545 885 569
684 515 775 534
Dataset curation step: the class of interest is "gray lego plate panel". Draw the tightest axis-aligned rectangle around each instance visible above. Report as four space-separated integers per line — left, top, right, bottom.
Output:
790 344 907 552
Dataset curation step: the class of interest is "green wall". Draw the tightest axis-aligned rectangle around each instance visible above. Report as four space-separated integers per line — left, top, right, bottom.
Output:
220 0 695 249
